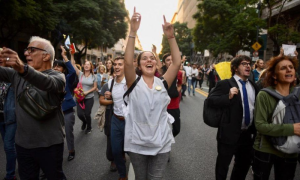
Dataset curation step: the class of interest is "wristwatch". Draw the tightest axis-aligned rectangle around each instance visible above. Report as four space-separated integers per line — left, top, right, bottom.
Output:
20 64 28 76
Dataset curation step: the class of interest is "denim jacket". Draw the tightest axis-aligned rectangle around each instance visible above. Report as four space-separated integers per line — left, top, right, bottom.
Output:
3 84 16 125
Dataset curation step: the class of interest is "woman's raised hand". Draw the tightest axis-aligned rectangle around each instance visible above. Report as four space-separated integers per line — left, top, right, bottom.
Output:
130 7 141 33
162 15 174 39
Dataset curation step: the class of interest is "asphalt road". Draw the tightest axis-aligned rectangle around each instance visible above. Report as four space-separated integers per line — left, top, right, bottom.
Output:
1 81 299 180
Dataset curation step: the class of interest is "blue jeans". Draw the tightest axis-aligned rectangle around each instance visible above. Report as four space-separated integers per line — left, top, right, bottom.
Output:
111 115 126 178
187 79 192 95
0 120 17 180
128 152 170 180
192 80 196 95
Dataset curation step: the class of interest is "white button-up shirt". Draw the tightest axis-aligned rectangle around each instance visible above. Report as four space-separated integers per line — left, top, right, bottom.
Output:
233 75 255 129
108 77 127 116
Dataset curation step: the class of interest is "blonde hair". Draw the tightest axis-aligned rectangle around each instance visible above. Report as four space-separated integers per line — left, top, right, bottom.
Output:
98 65 106 73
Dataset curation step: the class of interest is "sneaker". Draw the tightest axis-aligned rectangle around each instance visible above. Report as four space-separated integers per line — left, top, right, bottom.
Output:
81 122 86 131
68 151 75 161
193 93 195 96
85 129 92 134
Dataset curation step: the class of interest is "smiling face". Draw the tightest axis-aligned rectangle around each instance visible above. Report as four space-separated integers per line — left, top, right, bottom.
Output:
84 61 92 72
53 65 64 73
139 51 157 76
164 55 172 68
24 41 50 71
106 60 113 70
235 60 251 80
274 59 295 85
99 66 105 74
113 59 124 77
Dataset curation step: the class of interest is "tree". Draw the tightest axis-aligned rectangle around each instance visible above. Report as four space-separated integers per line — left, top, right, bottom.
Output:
60 0 128 63
263 0 300 55
0 0 62 46
160 22 192 58
193 0 266 56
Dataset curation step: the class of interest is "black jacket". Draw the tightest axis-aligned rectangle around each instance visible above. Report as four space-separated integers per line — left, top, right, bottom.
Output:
207 77 259 145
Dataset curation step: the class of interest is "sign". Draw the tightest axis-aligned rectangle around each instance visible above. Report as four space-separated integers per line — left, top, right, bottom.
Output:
253 51 259 57
252 42 262 51
282 44 297 56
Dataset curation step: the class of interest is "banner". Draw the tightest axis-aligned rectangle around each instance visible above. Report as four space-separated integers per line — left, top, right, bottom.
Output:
215 62 231 80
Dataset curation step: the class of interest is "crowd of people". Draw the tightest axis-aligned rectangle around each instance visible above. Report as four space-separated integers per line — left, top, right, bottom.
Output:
0 8 300 180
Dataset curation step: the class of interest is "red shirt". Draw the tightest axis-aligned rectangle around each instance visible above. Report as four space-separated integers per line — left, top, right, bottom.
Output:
168 71 182 109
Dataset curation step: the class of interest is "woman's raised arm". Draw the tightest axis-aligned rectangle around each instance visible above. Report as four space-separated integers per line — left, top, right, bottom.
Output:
162 16 181 88
124 7 141 88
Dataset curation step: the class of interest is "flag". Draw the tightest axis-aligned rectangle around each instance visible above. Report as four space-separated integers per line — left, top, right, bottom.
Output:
65 35 71 49
70 43 76 54
215 62 231 80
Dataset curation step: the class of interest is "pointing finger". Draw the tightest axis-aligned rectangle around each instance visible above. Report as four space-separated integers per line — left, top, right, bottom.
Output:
163 15 166 24
134 7 136 14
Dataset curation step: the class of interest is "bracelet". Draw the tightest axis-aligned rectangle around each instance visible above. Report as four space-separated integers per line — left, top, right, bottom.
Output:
168 36 175 39
129 35 136 38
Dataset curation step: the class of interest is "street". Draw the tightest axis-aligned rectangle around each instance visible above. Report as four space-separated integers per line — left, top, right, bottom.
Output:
0 81 299 180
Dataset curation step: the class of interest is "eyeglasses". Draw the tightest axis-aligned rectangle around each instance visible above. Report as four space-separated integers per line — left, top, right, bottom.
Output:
24 47 48 54
240 62 251 67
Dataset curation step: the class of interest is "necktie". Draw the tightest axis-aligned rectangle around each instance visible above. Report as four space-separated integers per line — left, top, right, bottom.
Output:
239 79 250 126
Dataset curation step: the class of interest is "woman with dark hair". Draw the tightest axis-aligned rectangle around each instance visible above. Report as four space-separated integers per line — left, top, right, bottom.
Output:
53 46 77 160
105 59 114 80
123 8 181 179
253 53 300 180
71 57 97 134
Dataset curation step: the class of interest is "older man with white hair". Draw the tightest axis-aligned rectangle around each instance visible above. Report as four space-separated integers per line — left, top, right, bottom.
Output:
0 36 66 180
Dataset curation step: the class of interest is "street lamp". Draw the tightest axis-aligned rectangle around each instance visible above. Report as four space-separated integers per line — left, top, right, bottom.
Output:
256 1 262 42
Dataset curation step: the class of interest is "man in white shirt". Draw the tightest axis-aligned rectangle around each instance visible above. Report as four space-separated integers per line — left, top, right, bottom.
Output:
207 56 259 180
104 57 127 180
182 56 192 95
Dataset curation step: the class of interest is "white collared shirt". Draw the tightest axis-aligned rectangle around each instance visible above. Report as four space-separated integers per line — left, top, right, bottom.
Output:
183 66 192 79
108 77 127 116
233 75 255 129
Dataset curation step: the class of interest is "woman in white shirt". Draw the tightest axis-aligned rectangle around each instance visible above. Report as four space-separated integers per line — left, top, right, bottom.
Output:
123 8 181 180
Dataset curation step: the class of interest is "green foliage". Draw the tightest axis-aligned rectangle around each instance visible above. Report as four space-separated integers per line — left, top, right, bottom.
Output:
269 24 300 45
161 22 192 57
192 0 266 56
0 0 128 64
0 0 61 45
262 0 299 53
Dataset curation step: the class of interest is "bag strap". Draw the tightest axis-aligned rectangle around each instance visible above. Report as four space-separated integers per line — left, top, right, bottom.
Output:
123 76 141 106
79 74 83 86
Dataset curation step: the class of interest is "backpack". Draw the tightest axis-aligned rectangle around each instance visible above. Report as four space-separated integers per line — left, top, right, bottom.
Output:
203 79 236 128
123 76 141 106
261 87 300 154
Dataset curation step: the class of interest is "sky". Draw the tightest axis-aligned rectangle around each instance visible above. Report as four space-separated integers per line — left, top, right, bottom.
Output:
124 0 178 53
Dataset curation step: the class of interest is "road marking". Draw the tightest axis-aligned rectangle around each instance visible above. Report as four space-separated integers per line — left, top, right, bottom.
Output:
128 163 135 180
195 88 208 97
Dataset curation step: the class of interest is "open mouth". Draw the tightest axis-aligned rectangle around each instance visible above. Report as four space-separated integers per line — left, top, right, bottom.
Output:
146 65 153 69
285 74 293 78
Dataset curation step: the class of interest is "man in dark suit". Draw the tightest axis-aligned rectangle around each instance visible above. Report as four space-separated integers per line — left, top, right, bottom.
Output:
207 55 259 180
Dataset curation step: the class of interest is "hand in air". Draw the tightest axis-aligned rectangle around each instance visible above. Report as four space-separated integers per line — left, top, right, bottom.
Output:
130 7 141 33
162 15 174 39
